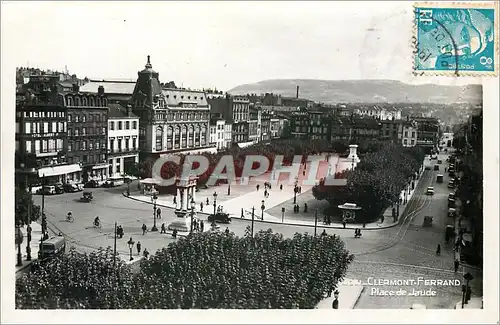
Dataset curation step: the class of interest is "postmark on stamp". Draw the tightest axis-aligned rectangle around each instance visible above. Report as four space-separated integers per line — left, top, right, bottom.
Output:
413 2 498 76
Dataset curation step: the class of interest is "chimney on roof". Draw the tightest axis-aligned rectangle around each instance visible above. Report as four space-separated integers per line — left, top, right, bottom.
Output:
98 85 105 96
296 86 299 99
72 83 80 92
126 104 132 117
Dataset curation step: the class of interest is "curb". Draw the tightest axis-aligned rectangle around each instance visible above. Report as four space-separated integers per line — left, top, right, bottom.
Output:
122 192 399 230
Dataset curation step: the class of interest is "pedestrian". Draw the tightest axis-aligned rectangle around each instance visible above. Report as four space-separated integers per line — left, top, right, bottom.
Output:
143 248 150 259
321 229 327 236
136 241 141 255
436 244 441 256
206 198 209 205
142 223 147 235
342 221 346 229
323 215 327 224
225 227 230 234
299 186 302 193
363 222 366 228
172 229 178 238
327 215 331 225
256 184 260 191
454 260 459 272
264 190 267 197
173 196 177 205
280 184 283 191
200 202 204 212
157 207 162 219
445 167 447 172
304 203 308 213
161 223 166 234
200 220 204 232
303 169 306 176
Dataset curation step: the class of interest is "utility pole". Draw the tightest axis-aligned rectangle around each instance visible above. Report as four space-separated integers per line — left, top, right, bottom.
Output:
113 222 117 268
251 206 255 238
314 209 318 237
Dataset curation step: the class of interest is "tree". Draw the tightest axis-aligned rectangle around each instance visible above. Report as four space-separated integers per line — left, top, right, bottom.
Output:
17 229 354 309
15 187 41 225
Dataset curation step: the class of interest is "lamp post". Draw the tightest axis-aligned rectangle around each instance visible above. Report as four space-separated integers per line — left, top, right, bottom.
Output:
461 272 474 308
261 200 265 220
212 192 217 228
127 237 134 261
293 177 298 204
251 206 255 237
227 184 231 196
151 192 158 231
281 207 285 223
20 163 32 261
190 199 195 234
126 178 131 196
15 225 23 267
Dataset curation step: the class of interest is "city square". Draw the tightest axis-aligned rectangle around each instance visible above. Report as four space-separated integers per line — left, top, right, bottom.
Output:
5 1 490 318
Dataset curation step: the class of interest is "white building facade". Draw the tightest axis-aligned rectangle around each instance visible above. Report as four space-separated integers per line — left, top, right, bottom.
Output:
402 123 418 147
107 104 139 177
210 118 227 150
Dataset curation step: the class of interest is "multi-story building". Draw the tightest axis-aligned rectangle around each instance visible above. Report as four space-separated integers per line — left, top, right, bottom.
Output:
379 119 402 141
401 121 418 147
65 86 109 183
270 117 281 139
107 103 140 177
248 119 259 143
290 110 309 139
260 110 271 142
412 116 440 153
15 92 76 185
355 106 402 120
209 116 229 151
308 111 331 140
208 94 250 145
131 56 211 158
249 104 262 143
224 123 232 148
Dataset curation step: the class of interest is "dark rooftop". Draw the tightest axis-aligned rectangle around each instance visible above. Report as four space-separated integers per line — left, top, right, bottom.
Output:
108 103 138 119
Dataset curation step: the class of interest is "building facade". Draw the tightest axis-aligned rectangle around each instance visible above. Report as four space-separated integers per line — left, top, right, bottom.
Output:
355 107 402 120
131 56 211 158
65 89 109 183
107 103 140 177
260 110 271 142
209 117 229 150
379 119 403 141
401 122 418 147
290 110 309 139
208 95 250 144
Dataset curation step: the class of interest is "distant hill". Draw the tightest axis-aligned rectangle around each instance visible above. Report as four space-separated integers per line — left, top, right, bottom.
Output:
228 79 482 104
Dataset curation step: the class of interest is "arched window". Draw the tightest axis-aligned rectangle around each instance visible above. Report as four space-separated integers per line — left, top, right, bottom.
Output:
167 127 173 149
188 125 194 146
102 98 108 107
201 125 207 145
67 96 73 106
82 97 87 106
96 98 101 107
75 97 80 106
155 127 163 151
89 97 94 106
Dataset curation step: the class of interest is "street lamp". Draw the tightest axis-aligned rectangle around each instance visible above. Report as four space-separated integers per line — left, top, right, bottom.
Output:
190 199 195 234
293 177 298 204
20 163 32 261
127 237 134 261
15 225 23 267
151 192 158 231
462 272 474 308
261 200 265 220
212 192 218 228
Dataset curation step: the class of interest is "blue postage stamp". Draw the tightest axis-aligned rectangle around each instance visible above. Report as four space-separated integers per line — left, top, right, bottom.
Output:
413 2 498 75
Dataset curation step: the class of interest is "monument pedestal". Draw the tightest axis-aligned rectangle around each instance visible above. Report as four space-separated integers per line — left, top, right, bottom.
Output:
168 210 192 232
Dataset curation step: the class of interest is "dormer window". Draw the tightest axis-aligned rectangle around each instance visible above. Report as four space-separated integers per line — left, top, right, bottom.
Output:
194 96 197 100
181 96 184 99
166 95 169 98
173 95 177 99
188 96 190 99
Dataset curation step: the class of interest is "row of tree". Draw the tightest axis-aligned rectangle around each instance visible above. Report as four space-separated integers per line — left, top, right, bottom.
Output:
312 142 425 222
16 228 354 309
131 139 389 193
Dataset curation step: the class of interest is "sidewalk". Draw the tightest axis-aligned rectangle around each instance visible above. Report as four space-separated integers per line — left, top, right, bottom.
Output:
315 279 365 309
15 222 43 274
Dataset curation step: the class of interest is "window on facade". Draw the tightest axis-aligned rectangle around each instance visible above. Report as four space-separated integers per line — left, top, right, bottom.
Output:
411 139 415 145
25 140 32 153
132 138 137 149
156 127 163 151
102 127 106 135
68 141 72 152
48 139 55 152
43 122 49 134
82 141 87 150
89 141 93 150
118 121 123 130
75 115 79 123
109 121 114 130
403 139 408 145
52 122 57 133
42 139 48 152
83 155 88 163
412 131 415 138
125 121 130 129
82 115 86 122
404 131 408 137
82 127 86 136
25 122 31 134
132 121 137 129
110 139 115 152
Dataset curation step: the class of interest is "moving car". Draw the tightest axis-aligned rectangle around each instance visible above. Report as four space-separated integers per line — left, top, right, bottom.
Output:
437 159 442 164
41 185 57 195
436 174 444 183
207 212 232 224
80 191 93 202
103 176 125 188
425 187 435 195
423 216 433 227
434 164 440 171
84 180 100 188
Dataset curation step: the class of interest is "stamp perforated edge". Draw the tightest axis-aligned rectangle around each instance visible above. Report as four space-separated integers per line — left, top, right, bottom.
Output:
412 1 499 77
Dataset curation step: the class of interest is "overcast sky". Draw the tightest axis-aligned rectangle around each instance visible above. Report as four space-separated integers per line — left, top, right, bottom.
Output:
2 1 477 90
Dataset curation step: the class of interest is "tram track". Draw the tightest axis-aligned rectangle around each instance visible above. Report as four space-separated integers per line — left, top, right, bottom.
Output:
354 168 434 256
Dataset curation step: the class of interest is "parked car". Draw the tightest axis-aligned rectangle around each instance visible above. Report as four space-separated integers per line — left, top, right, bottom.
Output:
437 159 442 164
425 187 435 195
448 198 456 208
103 176 125 188
448 193 456 200
54 183 65 194
84 180 99 188
41 185 57 195
448 179 455 188
207 212 232 224
63 183 84 193
425 166 431 170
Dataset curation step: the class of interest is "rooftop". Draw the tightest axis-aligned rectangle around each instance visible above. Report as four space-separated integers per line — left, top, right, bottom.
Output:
108 103 138 119
80 80 136 95
161 89 208 107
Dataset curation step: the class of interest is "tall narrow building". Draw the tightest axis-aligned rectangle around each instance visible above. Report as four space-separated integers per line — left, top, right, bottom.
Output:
131 56 211 159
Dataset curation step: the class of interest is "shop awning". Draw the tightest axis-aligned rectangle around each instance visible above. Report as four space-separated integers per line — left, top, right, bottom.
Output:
38 164 82 177
92 163 110 170
236 141 254 149
140 178 161 185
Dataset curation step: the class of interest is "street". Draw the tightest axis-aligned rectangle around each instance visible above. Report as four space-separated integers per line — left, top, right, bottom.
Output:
32 152 480 309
